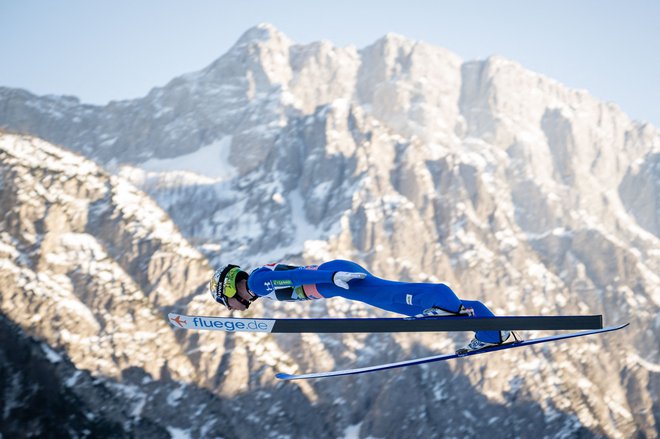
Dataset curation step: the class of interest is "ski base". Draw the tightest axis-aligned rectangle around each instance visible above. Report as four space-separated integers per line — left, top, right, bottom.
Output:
275 323 628 380
167 312 603 333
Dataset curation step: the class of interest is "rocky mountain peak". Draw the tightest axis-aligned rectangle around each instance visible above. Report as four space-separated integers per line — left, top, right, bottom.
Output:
234 22 292 47
372 31 415 49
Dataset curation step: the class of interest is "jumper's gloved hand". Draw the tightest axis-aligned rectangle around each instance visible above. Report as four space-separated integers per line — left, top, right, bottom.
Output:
332 271 367 289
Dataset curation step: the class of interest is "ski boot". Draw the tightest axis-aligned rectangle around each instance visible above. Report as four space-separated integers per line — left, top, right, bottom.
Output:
416 304 475 318
456 331 513 355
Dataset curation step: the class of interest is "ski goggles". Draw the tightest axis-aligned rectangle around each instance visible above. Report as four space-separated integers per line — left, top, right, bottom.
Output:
221 266 242 299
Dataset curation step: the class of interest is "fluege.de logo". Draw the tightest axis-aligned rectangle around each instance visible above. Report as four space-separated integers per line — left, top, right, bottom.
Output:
190 316 275 332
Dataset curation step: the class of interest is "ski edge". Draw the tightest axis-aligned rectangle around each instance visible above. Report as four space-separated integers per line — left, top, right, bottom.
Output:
275 323 629 381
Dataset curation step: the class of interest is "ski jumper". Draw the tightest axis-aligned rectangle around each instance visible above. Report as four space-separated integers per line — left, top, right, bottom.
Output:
247 259 501 343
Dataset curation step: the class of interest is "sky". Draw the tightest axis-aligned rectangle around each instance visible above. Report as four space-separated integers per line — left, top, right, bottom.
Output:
1 0 659 126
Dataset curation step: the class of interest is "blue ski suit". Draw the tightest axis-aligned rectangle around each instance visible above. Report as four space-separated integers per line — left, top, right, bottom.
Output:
247 259 502 343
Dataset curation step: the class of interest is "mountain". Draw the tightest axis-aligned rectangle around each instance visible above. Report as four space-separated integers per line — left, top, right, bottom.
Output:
0 133 219 436
1 23 659 438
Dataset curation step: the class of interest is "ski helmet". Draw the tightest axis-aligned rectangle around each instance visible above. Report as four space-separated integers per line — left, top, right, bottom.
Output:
209 264 253 309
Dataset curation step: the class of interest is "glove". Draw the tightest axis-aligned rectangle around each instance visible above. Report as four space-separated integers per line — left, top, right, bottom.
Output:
332 271 367 289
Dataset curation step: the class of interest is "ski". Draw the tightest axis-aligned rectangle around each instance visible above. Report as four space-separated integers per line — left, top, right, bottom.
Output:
167 313 603 333
275 323 629 380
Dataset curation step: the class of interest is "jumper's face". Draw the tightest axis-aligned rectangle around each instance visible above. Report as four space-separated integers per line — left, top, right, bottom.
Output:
226 278 250 311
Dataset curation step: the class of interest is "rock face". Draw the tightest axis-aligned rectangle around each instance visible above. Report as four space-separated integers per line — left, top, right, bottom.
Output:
1 23 659 438
0 134 226 437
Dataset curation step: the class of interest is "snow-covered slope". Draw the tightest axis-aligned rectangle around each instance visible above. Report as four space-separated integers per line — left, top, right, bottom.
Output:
0 133 322 437
1 23 659 438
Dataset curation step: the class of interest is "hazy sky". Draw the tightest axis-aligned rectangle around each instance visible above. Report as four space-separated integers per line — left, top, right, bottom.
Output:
2 0 659 126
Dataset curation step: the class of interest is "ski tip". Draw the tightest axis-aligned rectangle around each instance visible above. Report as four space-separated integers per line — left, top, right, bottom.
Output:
275 372 296 381
167 313 188 329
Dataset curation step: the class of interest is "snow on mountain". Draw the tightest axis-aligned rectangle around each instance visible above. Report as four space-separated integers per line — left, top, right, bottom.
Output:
1 23 659 438
0 134 202 378
0 132 324 437
140 135 235 180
